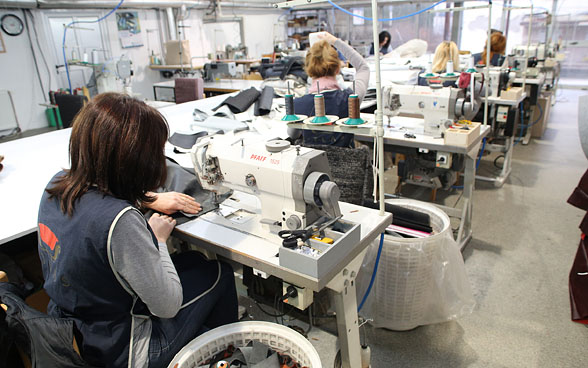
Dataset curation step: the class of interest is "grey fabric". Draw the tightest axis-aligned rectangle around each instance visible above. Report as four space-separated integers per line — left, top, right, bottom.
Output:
168 131 208 149
254 86 275 116
213 87 261 113
302 144 373 205
111 209 182 318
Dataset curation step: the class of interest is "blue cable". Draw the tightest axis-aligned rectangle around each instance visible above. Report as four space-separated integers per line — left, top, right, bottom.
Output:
62 0 125 92
326 0 447 22
515 103 525 145
358 232 384 312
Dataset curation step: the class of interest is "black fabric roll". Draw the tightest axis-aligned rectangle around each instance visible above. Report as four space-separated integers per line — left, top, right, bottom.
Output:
362 200 431 231
213 87 261 114
254 86 275 116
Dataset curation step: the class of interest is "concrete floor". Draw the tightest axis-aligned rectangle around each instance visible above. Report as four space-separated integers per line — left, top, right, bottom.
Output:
242 88 588 367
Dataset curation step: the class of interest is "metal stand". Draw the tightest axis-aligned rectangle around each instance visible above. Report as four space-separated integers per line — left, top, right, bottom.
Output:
327 250 366 368
476 136 514 187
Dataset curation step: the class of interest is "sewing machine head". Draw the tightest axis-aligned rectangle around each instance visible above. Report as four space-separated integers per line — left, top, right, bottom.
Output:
191 132 342 231
485 67 516 98
382 84 478 136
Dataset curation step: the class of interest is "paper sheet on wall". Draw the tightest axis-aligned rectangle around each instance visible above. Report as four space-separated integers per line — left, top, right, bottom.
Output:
116 12 143 48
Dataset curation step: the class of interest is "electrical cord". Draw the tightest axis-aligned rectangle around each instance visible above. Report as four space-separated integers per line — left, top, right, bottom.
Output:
358 233 384 312
493 154 505 169
62 0 125 92
23 9 46 101
253 297 293 318
326 0 448 22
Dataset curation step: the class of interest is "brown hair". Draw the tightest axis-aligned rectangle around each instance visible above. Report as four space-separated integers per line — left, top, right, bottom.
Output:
305 40 341 79
481 33 506 64
47 93 169 215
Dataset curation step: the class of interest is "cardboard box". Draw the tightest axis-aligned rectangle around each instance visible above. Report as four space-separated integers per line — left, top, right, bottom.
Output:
165 40 191 65
501 86 524 100
531 92 552 138
444 122 481 147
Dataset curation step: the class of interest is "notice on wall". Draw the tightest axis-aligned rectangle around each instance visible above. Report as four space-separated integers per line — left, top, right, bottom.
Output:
116 12 143 48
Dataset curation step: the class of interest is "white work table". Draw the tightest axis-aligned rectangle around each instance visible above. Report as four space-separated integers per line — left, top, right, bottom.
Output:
0 128 71 245
154 79 264 101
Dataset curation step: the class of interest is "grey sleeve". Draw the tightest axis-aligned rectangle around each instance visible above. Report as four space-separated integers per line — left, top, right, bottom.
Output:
110 209 182 318
334 39 370 102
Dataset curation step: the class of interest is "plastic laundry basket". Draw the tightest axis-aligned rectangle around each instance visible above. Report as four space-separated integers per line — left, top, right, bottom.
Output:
167 321 322 368
357 199 458 331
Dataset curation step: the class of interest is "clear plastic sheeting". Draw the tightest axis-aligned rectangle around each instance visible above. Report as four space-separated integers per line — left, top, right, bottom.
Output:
356 199 475 331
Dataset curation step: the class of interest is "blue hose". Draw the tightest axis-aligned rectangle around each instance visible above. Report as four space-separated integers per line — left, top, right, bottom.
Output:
358 232 384 312
62 0 125 92
327 0 447 22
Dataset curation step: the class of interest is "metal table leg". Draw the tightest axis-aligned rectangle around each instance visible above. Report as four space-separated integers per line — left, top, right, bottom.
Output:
327 250 367 368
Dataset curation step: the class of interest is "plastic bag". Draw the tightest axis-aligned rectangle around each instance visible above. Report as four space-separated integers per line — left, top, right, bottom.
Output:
356 199 475 330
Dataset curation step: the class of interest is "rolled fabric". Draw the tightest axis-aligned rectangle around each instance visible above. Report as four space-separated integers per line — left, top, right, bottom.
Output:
254 86 275 116
213 87 261 114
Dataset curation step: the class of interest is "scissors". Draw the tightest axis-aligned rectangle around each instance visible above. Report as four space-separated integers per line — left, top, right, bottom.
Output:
278 215 343 249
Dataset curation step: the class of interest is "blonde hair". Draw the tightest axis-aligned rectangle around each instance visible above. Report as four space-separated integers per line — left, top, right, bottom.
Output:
481 33 507 65
432 41 460 73
305 40 340 79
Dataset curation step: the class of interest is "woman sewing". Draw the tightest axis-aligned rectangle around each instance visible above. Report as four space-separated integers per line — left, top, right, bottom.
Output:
292 32 370 147
473 32 507 66
37 93 238 367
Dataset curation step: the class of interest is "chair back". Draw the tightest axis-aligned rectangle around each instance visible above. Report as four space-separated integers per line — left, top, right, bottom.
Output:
174 78 204 104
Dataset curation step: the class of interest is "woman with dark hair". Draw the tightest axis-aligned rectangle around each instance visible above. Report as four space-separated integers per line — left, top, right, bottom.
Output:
37 93 237 367
369 30 392 55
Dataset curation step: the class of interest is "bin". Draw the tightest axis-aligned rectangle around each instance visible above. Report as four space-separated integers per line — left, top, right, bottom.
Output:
357 199 474 331
167 321 322 368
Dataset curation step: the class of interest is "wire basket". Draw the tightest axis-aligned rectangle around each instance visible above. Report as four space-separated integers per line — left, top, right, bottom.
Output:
167 321 322 368
366 199 451 331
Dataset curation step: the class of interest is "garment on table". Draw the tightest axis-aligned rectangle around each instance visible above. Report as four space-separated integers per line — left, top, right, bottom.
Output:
213 87 261 114
254 86 275 116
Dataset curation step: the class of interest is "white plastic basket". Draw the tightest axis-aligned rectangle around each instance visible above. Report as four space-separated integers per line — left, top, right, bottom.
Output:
361 199 451 331
167 321 322 368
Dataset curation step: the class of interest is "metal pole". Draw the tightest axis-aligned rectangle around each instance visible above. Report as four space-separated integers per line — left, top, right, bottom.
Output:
483 1 491 126
371 0 385 216
523 5 533 91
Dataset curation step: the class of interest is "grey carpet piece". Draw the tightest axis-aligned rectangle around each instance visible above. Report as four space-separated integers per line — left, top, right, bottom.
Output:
302 144 373 205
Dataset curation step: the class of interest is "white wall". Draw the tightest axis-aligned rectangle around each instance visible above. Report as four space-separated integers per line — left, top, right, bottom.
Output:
0 6 284 132
0 9 53 132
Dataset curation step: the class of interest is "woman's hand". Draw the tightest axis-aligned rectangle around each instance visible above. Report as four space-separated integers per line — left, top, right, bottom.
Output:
317 32 337 45
148 213 176 243
145 192 202 215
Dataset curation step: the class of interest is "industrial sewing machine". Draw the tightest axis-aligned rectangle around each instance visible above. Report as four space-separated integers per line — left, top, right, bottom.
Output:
203 61 237 81
381 83 481 190
190 132 360 279
382 84 479 136
484 67 516 98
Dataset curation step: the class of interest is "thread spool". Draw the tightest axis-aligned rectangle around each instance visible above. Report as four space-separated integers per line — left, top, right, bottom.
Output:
314 94 326 117
310 94 330 124
344 94 365 125
92 50 99 65
281 94 300 121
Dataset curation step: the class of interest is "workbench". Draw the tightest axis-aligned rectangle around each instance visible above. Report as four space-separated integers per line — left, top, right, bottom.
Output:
513 74 546 145
480 92 528 187
153 79 264 102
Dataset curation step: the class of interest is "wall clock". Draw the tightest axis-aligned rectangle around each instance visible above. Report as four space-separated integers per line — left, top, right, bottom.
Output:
1 14 24 36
